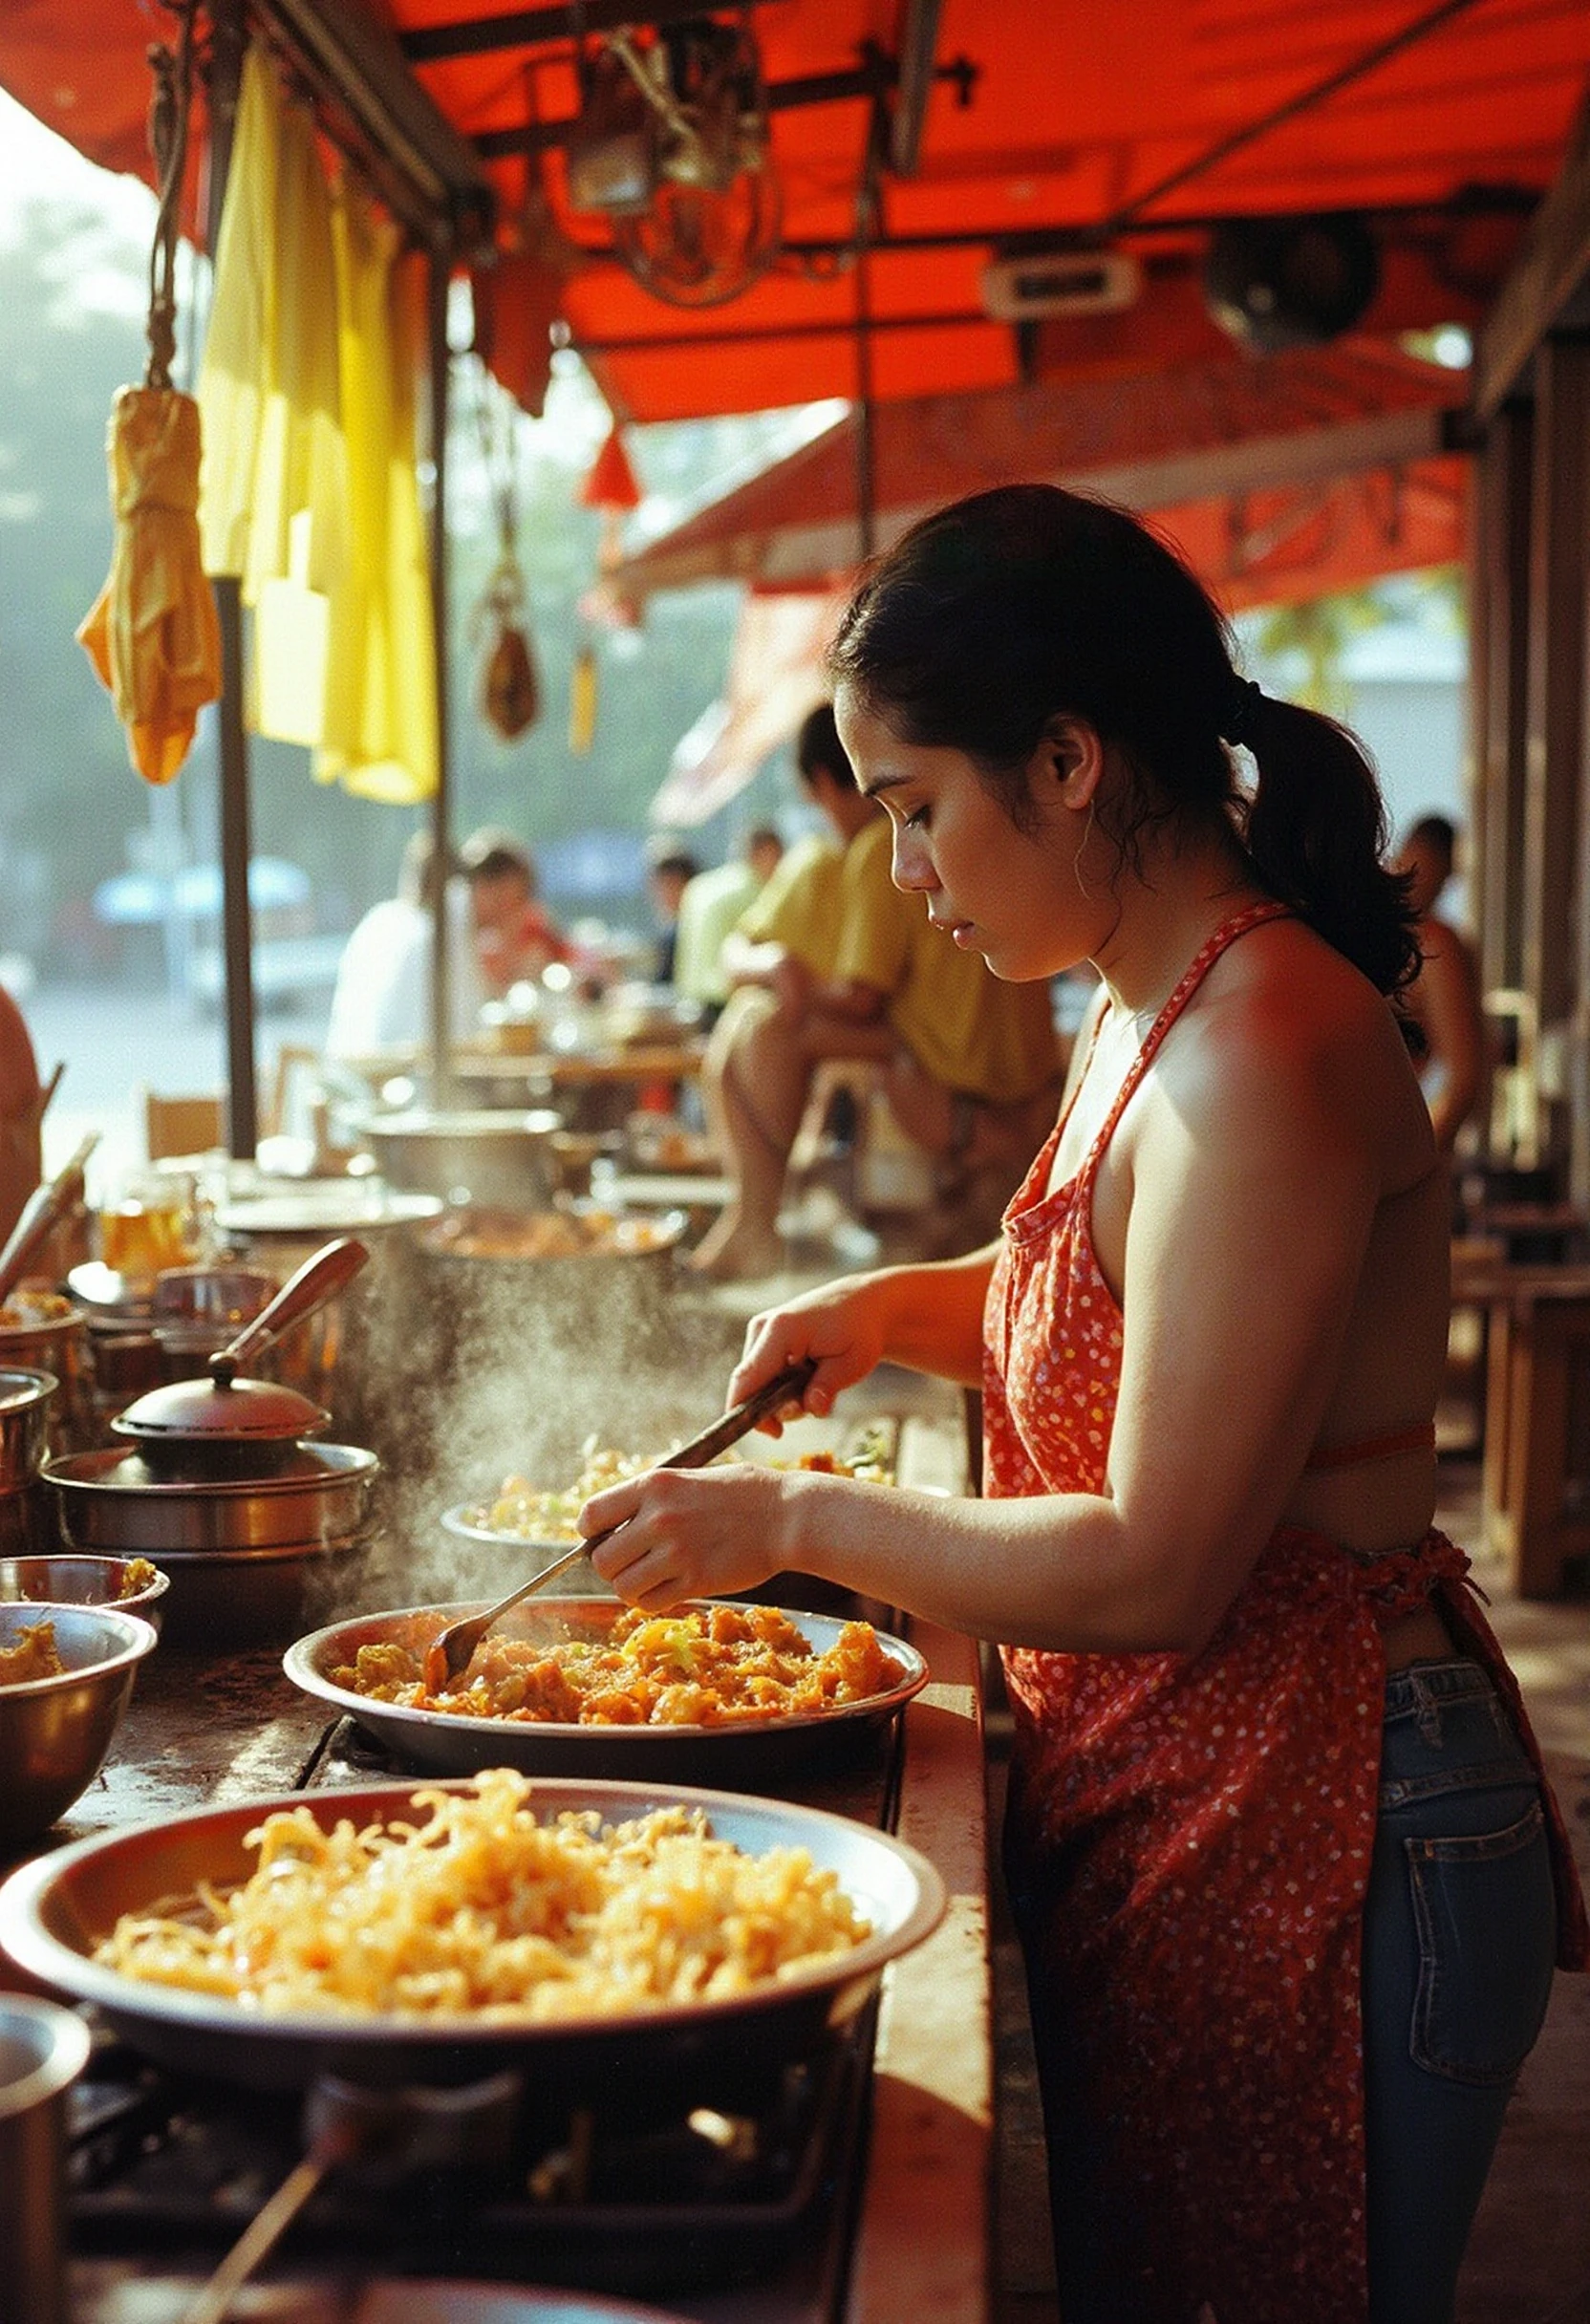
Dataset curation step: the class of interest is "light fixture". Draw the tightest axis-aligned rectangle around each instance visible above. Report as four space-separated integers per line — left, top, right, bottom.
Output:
1204 213 1380 354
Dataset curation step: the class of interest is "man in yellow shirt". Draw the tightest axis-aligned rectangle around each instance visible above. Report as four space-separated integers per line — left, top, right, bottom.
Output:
691 703 1060 1279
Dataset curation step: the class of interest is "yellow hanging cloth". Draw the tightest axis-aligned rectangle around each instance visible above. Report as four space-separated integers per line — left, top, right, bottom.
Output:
312 174 438 802
196 40 348 749
76 7 220 785
76 386 222 785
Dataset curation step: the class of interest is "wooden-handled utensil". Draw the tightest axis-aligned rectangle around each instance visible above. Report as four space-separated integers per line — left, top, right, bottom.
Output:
0 1131 98 1309
422 1354 820 1692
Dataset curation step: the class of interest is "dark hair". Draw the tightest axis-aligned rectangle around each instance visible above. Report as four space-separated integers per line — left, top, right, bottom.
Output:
794 700 857 792
1405 813 1457 870
827 484 1418 1000
460 825 535 892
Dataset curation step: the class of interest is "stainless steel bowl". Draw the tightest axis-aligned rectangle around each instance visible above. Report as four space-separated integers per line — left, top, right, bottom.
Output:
0 1602 158 1847
0 1554 169 1630
355 1109 565 1210
0 1368 56 1491
0 1774 946 2093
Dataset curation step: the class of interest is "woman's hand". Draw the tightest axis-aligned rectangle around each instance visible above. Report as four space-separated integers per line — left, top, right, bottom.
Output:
581 1463 792 1607
727 1271 897 1428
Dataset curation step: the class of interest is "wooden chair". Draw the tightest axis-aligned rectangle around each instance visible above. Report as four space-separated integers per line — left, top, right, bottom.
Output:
142 1089 225 1163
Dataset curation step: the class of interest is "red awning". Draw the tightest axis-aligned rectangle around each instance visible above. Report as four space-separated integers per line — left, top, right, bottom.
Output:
3 1 1584 422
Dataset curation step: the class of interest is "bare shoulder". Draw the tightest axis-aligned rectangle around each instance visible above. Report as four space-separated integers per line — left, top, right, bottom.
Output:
1153 917 1429 1179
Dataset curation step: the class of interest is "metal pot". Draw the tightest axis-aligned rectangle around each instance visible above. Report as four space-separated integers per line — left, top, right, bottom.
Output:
355 1109 564 1210
42 1442 379 1554
0 1369 56 1494
41 1443 380 1646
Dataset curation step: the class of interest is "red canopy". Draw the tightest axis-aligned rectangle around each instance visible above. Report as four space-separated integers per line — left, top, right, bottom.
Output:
4 0 1584 423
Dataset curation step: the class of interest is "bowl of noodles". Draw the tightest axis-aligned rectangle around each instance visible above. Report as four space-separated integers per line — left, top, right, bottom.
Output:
0 1768 946 2097
284 1598 931 1785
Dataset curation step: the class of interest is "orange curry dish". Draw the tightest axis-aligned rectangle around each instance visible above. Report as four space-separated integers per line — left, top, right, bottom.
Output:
332 1603 906 1728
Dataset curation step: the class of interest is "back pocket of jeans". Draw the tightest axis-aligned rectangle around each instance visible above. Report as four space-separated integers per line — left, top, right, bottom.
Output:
1406 1799 1556 2084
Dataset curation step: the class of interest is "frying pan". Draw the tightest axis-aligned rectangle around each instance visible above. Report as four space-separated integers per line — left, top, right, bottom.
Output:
284 1599 930 1787
0 1775 946 2098
109 1236 369 1476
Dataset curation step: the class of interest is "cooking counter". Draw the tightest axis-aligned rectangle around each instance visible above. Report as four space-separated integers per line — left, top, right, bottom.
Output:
2 1414 992 2324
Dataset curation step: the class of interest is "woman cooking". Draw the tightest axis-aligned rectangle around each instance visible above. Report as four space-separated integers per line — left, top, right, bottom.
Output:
579 484 1588 2323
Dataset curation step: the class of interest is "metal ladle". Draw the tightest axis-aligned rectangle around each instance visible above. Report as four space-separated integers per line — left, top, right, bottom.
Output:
423 1354 819 1691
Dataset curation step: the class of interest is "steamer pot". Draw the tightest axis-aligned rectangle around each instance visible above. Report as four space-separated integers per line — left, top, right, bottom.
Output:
355 1109 564 1210
41 1442 379 1646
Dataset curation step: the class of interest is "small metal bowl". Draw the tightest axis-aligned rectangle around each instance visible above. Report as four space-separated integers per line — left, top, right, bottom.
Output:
0 1555 170 1632
0 1368 57 1493
0 1601 158 1849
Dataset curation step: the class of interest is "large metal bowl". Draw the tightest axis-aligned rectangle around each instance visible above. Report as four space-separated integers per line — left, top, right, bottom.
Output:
0 1553 170 1630
355 1110 565 1210
284 1600 930 1786
0 1602 158 1848
0 1774 946 2095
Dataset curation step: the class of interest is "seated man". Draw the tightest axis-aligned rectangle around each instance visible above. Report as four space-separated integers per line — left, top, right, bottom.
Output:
691 703 1060 1280
460 827 574 998
673 824 784 1023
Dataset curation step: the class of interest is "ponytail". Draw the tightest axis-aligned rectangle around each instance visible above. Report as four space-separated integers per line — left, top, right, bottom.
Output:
1235 691 1421 1001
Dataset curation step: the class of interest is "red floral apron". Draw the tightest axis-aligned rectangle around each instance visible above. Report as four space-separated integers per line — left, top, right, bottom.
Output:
985 902 1588 2322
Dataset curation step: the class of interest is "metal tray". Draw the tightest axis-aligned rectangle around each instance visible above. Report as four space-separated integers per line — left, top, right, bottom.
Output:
284 1600 930 1785
0 1774 945 2094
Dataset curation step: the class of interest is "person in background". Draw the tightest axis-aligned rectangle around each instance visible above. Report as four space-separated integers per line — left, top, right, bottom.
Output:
643 835 702 986
460 827 574 998
672 824 784 1022
0 983 42 1245
578 485 1585 2323
324 830 483 1059
1393 812 1486 1154
690 700 1059 1280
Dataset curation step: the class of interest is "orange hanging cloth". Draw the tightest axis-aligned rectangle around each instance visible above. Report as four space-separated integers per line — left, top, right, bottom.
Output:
77 384 221 785
75 7 219 785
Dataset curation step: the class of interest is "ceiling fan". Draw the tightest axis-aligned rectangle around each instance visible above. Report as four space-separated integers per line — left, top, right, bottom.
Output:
566 14 784 309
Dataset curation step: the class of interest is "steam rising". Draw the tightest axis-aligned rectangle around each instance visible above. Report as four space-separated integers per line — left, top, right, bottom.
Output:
333 1238 745 1610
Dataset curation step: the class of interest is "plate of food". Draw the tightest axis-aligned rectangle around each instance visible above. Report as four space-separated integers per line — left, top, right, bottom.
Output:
440 1428 896 1557
0 1767 945 2096
284 1598 929 1785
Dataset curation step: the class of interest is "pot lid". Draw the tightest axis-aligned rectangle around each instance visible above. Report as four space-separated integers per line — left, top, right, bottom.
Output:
111 1372 330 1446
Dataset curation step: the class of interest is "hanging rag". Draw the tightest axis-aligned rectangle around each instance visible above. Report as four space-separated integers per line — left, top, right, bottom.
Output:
313 173 438 801
76 6 220 785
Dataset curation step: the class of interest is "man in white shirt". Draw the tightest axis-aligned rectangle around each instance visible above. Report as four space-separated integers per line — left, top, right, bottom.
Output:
325 832 483 1058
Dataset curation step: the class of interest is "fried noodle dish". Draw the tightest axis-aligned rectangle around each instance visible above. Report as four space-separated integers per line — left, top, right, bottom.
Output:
93 1768 872 2018
333 1603 906 1729
462 1431 892 1542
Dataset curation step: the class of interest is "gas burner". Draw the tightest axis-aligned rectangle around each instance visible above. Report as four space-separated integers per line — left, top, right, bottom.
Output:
69 2017 870 2298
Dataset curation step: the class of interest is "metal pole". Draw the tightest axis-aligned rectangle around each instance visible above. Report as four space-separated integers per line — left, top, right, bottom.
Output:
853 108 883 562
204 0 258 1159
426 247 454 1108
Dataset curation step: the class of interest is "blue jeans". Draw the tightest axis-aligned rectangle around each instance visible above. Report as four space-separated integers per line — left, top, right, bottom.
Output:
1363 1656 1558 2323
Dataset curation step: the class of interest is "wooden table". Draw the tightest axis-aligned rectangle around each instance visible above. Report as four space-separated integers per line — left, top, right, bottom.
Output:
1 1415 992 2324
1450 1250 1590 1597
